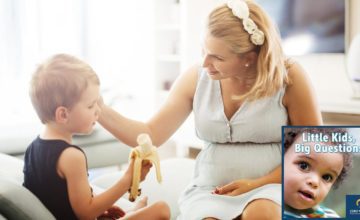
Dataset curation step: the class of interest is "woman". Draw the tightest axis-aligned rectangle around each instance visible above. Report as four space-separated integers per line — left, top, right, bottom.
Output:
99 0 322 219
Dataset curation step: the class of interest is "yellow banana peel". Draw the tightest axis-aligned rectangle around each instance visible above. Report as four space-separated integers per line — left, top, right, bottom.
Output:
128 133 162 202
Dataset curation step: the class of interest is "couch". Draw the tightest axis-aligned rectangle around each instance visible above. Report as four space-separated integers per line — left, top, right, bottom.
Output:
0 153 55 219
0 123 131 169
0 151 195 220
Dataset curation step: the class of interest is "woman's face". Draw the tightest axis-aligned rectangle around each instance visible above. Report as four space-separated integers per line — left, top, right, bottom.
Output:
202 34 251 80
284 137 344 210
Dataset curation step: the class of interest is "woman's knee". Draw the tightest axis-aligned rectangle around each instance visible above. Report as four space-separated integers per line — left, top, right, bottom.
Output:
152 201 171 220
241 199 280 220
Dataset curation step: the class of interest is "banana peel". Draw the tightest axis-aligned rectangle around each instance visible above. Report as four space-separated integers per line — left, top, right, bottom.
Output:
128 133 162 202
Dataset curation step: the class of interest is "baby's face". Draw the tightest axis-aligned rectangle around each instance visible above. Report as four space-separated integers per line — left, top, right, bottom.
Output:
284 137 344 210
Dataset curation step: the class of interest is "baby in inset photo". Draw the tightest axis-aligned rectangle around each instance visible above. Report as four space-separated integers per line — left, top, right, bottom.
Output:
283 127 353 218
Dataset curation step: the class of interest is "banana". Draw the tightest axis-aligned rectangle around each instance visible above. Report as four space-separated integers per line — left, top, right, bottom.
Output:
128 133 162 202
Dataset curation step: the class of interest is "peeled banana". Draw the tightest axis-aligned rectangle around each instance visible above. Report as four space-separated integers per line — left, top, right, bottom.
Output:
128 133 162 202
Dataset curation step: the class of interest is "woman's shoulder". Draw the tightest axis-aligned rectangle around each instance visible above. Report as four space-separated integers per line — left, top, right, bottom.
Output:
285 58 307 82
168 64 201 101
282 58 313 104
177 64 202 87
184 64 202 77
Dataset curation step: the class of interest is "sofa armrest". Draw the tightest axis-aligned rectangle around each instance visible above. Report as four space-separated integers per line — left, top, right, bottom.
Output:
0 177 55 220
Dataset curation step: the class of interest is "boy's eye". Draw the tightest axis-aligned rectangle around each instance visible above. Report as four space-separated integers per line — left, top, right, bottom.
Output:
322 174 333 183
298 161 310 171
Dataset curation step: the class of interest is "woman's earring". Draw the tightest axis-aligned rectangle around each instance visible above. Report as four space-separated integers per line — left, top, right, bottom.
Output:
245 63 249 67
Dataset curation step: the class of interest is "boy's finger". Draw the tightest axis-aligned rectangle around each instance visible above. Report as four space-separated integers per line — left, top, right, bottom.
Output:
128 158 135 166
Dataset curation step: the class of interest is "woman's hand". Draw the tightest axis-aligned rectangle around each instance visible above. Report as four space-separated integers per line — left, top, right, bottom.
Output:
214 166 282 196
213 179 259 196
97 96 105 110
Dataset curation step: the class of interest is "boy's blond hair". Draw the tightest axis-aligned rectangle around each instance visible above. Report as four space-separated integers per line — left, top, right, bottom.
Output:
30 54 100 124
207 0 290 101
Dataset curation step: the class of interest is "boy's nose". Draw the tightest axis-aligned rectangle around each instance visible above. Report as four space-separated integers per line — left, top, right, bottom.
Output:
95 103 101 116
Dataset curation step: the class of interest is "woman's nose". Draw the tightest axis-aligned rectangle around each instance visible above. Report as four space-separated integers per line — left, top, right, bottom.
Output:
202 55 211 68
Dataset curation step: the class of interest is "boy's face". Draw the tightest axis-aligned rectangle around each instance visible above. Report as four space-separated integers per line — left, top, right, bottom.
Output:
284 136 344 210
66 83 100 134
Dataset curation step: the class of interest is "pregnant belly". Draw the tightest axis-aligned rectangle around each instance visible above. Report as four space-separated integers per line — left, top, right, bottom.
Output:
193 142 281 187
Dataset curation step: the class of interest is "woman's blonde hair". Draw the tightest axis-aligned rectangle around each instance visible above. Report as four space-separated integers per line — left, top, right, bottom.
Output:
30 54 100 123
207 0 290 101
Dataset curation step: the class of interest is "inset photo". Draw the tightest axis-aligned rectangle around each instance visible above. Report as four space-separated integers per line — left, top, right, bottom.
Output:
282 126 360 219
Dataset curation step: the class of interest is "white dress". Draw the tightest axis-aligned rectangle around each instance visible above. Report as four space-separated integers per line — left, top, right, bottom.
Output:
177 69 287 220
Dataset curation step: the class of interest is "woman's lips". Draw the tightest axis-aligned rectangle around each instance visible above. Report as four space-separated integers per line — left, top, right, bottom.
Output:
208 71 219 75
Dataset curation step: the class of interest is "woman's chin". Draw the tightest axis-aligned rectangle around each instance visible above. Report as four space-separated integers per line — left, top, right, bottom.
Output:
207 73 221 80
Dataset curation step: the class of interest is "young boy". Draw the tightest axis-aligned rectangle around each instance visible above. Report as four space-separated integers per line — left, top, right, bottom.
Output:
23 54 170 220
283 127 352 218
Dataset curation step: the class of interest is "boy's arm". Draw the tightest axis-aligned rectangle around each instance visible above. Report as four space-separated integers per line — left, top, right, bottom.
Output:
58 147 132 220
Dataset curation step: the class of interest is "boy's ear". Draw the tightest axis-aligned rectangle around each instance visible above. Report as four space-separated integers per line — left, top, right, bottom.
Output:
55 106 69 123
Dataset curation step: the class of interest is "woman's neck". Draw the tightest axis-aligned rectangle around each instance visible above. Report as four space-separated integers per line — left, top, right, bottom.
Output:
232 67 257 88
41 123 72 144
223 74 256 95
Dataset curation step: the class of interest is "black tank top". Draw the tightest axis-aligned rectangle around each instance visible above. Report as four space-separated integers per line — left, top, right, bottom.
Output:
23 136 89 220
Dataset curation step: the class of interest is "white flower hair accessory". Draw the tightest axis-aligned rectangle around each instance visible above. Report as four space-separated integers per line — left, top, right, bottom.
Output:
227 0 265 45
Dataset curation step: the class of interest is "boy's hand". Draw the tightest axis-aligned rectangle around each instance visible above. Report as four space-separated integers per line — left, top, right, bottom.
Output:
97 205 125 219
124 159 153 184
140 160 152 181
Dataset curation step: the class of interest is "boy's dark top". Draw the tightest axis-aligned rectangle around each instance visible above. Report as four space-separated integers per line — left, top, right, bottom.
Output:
23 136 89 220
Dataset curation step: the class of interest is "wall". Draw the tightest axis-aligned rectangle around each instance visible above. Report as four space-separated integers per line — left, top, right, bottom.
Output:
349 0 360 41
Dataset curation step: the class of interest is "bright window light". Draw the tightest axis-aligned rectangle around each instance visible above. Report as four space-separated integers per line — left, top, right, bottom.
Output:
0 0 155 124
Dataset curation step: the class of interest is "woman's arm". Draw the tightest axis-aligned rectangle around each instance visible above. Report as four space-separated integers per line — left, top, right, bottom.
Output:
99 65 199 147
283 62 323 125
216 166 281 196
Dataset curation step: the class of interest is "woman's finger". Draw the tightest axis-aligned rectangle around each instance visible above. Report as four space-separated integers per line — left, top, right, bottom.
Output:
217 182 238 194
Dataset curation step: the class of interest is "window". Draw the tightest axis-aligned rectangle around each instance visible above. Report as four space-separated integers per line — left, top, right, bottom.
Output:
258 0 345 55
0 0 155 124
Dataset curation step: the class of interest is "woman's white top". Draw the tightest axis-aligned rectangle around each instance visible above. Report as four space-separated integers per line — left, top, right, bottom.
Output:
177 68 287 220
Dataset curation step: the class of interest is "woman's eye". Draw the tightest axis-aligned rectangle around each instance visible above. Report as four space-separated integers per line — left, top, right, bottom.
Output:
298 161 310 171
322 174 333 182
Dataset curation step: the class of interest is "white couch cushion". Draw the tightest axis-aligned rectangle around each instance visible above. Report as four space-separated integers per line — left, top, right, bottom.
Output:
0 153 24 184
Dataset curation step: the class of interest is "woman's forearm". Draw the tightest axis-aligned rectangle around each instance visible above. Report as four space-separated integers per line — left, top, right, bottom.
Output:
98 105 151 147
254 165 281 187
